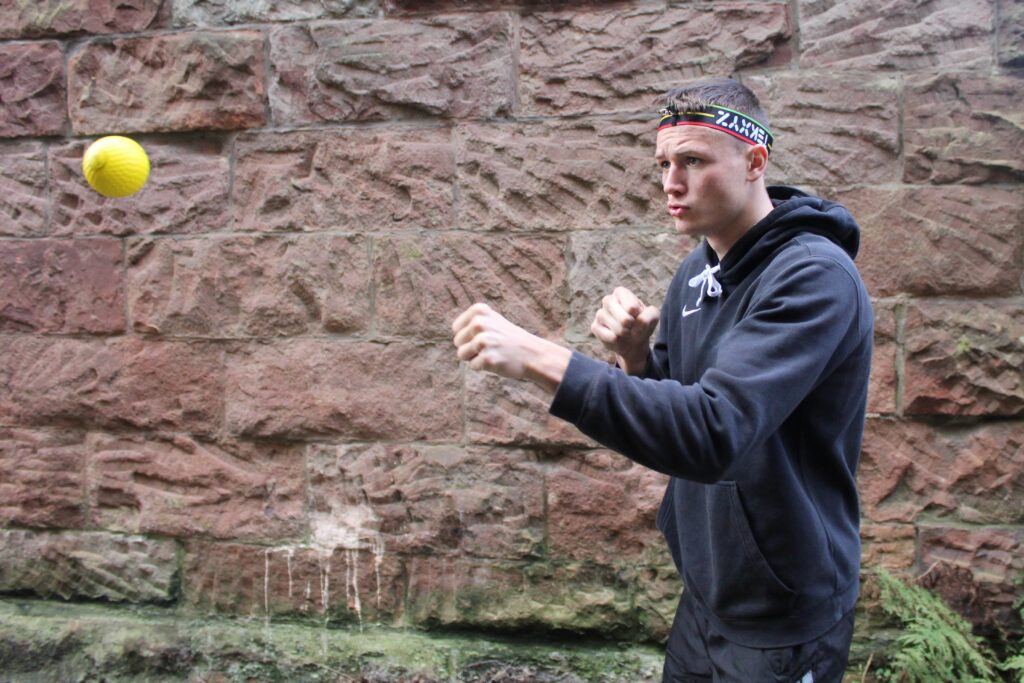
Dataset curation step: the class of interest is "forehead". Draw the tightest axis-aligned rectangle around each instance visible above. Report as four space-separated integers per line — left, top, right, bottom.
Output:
655 124 742 157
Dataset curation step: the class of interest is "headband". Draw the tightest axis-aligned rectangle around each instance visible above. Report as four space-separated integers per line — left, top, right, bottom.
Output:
657 103 774 154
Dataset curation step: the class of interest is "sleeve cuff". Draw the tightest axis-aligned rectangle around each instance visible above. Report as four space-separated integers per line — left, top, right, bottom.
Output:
548 350 610 425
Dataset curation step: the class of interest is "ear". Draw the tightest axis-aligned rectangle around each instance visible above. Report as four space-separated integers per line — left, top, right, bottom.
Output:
745 144 769 181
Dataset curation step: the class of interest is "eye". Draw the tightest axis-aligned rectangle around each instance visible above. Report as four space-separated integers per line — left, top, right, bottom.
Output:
686 157 701 167
658 160 670 170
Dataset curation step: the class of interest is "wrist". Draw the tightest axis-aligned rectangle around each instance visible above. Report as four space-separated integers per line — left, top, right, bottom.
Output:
617 348 650 376
525 337 573 394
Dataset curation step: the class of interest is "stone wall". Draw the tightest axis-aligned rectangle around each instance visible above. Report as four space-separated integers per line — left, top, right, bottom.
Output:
0 0 1021 680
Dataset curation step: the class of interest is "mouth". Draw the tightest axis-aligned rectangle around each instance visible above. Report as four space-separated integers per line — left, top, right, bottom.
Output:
668 204 688 218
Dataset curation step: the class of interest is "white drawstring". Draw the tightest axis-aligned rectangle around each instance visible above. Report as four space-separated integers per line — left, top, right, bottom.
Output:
688 264 722 306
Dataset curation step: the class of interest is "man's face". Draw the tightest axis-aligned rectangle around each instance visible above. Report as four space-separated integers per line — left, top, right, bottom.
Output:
655 125 753 241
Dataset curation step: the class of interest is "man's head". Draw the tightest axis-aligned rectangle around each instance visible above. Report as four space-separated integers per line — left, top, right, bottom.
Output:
655 78 774 254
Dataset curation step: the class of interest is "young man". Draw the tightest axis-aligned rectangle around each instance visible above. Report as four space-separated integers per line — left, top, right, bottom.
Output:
451 78 873 683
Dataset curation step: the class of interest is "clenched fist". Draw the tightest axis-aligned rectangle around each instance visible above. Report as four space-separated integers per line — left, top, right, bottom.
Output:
591 287 660 375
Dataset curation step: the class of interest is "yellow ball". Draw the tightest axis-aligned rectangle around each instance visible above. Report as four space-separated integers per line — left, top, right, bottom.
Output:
82 136 150 198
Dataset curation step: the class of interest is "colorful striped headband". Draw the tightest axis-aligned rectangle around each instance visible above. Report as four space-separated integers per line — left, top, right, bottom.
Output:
658 103 774 154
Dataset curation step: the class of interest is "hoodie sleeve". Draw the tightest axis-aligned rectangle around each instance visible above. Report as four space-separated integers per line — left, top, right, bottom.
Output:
549 256 864 482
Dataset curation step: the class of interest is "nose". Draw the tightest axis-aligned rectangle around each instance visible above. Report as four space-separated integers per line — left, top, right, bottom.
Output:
663 165 685 197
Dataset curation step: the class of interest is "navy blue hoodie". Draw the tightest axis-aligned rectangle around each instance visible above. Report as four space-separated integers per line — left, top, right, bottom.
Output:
549 187 873 648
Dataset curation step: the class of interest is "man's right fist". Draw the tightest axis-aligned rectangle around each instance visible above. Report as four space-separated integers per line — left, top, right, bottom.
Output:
590 287 660 374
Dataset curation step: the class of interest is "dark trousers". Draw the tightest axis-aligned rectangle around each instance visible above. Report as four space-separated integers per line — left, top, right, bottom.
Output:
662 590 855 683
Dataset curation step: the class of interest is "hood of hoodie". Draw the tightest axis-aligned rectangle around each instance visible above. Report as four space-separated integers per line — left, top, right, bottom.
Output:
706 186 861 287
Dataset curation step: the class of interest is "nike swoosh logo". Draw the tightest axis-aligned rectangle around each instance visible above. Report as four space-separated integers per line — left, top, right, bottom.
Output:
682 306 701 317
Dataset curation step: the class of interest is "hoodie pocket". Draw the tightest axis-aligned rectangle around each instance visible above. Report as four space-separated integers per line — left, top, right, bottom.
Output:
688 482 796 620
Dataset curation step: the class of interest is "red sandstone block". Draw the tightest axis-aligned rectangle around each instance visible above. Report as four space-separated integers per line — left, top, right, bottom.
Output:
0 428 88 529
0 142 48 237
867 302 897 415
68 31 266 135
860 523 917 571
0 42 66 138
0 238 124 334
175 0 378 26
0 0 163 38
999 0 1024 67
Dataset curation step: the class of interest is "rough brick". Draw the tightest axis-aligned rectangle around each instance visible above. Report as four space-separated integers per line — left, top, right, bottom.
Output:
268 15 512 124
0 428 87 529
224 341 461 440
0 337 225 434
833 185 1024 298
903 301 1024 416
546 450 669 564
860 419 1024 525
619 555 681 642
744 73 900 186
904 74 1024 184
50 136 232 237
519 3 791 117
0 529 176 603
860 523 916 571
308 443 544 559
127 234 370 337
68 32 266 135
373 233 567 339
232 128 454 233
0 0 163 38
0 42 66 138
0 142 48 237
385 0 625 12
0 238 124 334
568 231 693 338
89 433 306 541
456 119 664 232
868 302 897 415
174 0 379 26
1000 0 1024 66
799 0 994 70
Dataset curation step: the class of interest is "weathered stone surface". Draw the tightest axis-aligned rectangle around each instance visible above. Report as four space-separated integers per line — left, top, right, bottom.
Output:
546 450 668 565
385 0 626 12
0 142 48 237
0 337 225 434
0 0 163 38
268 16 512 124
519 4 791 116
860 523 916 571
903 301 1024 416
127 234 370 337
68 32 266 135
799 0 994 70
50 136 232 237
834 185 1024 298
904 74 1023 184
184 540 406 624
233 128 454 233
1000 0 1024 66
0 529 176 603
860 419 1024 524
174 0 379 26
373 233 567 339
868 302 897 415
620 555 681 642
568 231 692 338
308 443 544 559
0 42 66 138
89 434 306 541
224 341 461 440
0 429 87 529
456 119 664 232
744 74 900 186
918 526 1024 633
0 238 124 334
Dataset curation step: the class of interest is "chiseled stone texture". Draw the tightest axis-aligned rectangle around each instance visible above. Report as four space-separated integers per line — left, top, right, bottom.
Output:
0 428 87 529
233 128 454 233
744 74 900 186
174 0 379 26
67 32 266 135
308 443 545 559
183 540 406 624
0 142 48 237
385 0 626 12
0 337 225 434
456 119 664 232
0 42 66 138
836 185 1024 298
860 419 1024 525
0 238 124 334
127 234 371 337
868 302 897 415
903 301 1024 417
89 433 306 541
1000 0 1024 66
268 15 512 124
0 0 163 38
860 523 916 571
224 341 462 440
373 233 567 339
50 137 232 237
0 529 177 603
519 3 791 117
800 0 994 70
904 74 1024 185
546 449 668 565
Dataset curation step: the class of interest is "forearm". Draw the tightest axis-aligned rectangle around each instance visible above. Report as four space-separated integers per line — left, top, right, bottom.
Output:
524 337 573 394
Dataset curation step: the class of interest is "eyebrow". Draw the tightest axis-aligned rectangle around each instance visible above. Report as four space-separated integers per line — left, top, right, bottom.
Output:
655 145 709 160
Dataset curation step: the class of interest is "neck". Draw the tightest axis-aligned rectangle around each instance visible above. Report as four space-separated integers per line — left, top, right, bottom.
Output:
707 188 775 260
